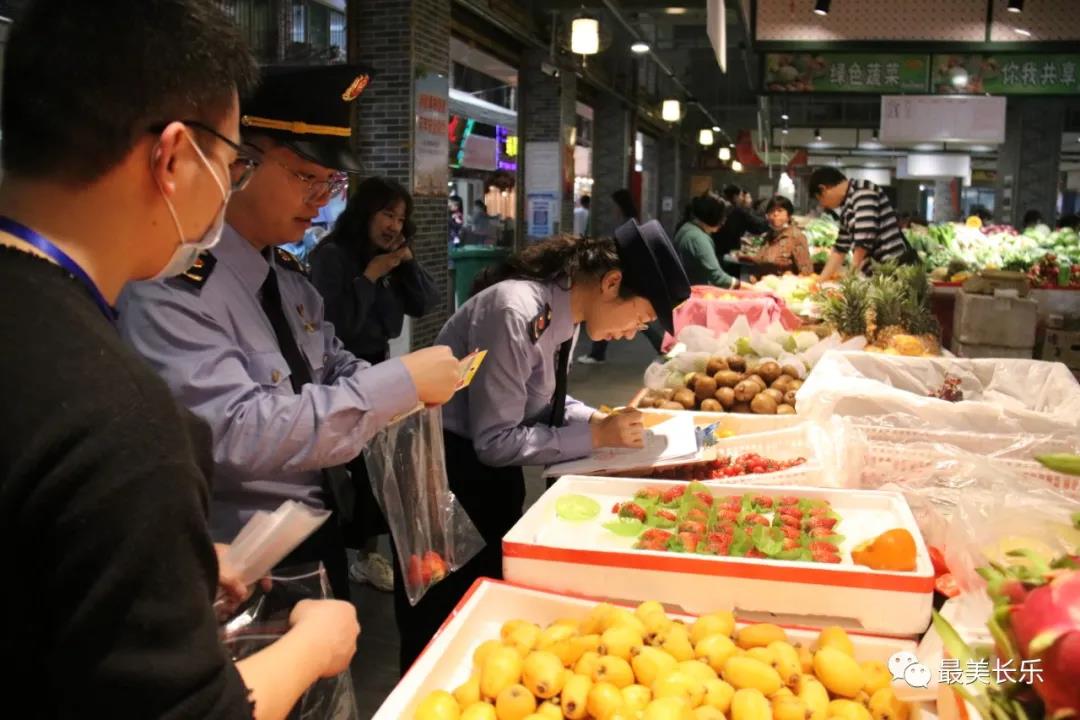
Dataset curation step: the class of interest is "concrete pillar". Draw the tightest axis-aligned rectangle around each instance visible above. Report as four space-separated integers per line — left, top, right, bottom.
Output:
996 98 1065 227
932 179 954 223
657 133 691 235
348 0 451 349
590 92 634 238
520 47 577 240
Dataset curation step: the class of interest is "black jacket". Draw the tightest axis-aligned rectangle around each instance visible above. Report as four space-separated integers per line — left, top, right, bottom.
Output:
310 239 440 361
712 207 770 257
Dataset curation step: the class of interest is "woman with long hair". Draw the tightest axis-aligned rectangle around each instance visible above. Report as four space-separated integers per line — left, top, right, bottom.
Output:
578 188 639 364
393 222 691 670
309 177 440 592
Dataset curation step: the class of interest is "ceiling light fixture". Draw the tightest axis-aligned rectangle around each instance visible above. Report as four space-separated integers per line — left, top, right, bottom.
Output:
780 113 790 121
712 125 721 132
570 16 600 55
630 41 650 54
814 129 823 141
719 147 732 161
813 0 830 16
698 128 715 146
661 99 681 123
1008 0 1023 13
1013 27 1031 36
781 128 789 135
731 160 744 172
665 7 688 14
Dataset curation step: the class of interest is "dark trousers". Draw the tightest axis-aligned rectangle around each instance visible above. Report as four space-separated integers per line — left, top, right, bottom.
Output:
279 512 351 601
393 430 525 673
587 339 608 360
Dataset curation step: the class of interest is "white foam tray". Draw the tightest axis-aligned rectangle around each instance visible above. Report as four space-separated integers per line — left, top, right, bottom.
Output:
503 476 934 635
636 405 804 435
373 579 928 720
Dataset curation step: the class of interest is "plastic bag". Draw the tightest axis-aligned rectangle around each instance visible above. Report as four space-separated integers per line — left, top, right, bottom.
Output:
363 407 485 606
225 500 330 587
797 350 1080 434
222 564 359 720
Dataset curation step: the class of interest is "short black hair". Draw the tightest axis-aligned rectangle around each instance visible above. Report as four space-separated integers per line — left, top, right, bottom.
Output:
612 189 639 222
580 195 591 208
1058 214 1080 230
1022 209 1044 227
765 195 795 217
690 194 728 227
2 0 258 184
807 167 847 198
722 184 743 203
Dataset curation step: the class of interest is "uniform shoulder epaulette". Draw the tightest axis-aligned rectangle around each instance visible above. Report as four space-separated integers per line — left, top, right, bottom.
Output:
274 247 309 276
176 251 217 289
528 303 552 343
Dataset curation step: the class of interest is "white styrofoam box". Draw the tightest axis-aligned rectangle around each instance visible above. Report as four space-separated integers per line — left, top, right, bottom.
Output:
635 404 804 436
954 291 1038 348
503 476 934 635
373 579 927 720
951 340 1033 360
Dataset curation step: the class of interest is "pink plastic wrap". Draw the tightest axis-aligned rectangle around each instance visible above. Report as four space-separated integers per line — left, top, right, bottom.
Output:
663 287 802 352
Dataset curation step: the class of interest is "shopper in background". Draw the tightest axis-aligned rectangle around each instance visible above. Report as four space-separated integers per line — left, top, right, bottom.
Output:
1058 214 1080 230
0 1 359 717
741 196 813 276
673 193 741 289
573 194 591 237
811 166 918 281
712 183 769 263
392 224 691 670
1022 209 1045 230
578 188 639 364
448 194 464 247
309 176 440 592
119 65 461 602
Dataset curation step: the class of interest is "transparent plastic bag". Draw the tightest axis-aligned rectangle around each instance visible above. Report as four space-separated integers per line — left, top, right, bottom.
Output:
363 407 485 606
222 564 359 720
225 500 330 587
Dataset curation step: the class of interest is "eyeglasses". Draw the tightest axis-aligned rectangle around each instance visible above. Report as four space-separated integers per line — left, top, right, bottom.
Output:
149 120 262 192
264 155 348 202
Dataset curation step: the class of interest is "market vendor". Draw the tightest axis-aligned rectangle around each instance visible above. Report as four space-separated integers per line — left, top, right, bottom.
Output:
741 195 814 276
392 222 692 670
811 167 918 281
118 65 461 600
673 193 742 289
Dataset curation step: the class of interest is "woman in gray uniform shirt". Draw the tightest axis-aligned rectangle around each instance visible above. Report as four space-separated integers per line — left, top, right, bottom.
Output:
392 219 691 669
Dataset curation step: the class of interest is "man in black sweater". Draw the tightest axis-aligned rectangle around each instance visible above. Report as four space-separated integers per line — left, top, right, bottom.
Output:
0 2 358 718
712 184 769 274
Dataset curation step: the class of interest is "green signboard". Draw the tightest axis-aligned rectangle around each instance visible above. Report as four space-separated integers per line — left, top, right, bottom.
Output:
764 53 930 93
933 54 1080 95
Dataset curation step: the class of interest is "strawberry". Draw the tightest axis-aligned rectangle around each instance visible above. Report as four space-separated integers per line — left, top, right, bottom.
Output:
634 487 663 501
782 537 801 551
655 508 678 523
678 532 701 552
719 509 741 524
406 555 424 587
406 551 448 587
641 528 673 543
808 516 838 530
707 531 732 544
618 502 647 522
811 549 842 564
779 514 802 529
693 491 714 507
679 520 707 535
723 466 743 477
661 486 686 504
753 495 774 509
612 502 621 514
780 525 802 539
745 548 767 559
809 527 835 539
720 496 742 509
636 537 668 552
779 496 800 506
808 541 839 553
686 507 708 524
744 513 770 527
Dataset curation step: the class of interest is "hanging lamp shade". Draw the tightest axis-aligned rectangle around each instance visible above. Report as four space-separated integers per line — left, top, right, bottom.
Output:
661 99 681 122
698 128 714 146
731 160 744 172
571 17 600 55
718 146 732 161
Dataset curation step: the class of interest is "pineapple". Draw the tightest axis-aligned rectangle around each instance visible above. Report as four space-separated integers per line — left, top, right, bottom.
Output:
816 273 869 339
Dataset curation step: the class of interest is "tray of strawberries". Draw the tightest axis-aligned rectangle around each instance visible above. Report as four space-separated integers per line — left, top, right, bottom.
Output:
609 452 809 481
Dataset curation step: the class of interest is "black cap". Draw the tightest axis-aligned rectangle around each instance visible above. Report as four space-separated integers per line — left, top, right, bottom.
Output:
240 64 371 173
613 219 691 335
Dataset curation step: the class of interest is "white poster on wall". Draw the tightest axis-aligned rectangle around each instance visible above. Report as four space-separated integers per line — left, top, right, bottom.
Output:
880 95 1006 144
413 73 449 196
525 141 561 194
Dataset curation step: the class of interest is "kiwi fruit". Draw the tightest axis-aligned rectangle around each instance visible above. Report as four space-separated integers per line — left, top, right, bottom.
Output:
771 376 792 392
685 372 699 390
700 398 723 413
673 388 697 410
658 400 686 410
751 393 779 414
659 387 676 401
694 376 719 402
714 370 742 388
730 402 753 413
757 361 782 384
734 380 760 403
784 390 798 406
763 388 784 404
705 357 729 376
777 403 797 415
714 386 736 409
637 396 657 409
747 374 767 392
789 379 803 391
726 356 747 372
781 364 802 380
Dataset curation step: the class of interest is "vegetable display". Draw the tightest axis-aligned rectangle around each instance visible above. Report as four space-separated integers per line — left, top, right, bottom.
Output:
610 453 808 481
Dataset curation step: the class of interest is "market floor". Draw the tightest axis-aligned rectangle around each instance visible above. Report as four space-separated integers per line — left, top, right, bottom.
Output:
349 333 658 716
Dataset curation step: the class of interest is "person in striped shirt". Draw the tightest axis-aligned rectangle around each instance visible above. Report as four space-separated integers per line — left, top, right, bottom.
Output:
810 167 917 281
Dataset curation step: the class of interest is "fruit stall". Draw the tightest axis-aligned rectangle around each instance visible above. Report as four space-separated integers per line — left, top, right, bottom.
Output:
379 253 1080 720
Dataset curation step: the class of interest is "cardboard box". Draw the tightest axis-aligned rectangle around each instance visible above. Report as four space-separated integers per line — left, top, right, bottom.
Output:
503 476 934 635
951 339 1033 360
373 579 928 719
953 290 1038 348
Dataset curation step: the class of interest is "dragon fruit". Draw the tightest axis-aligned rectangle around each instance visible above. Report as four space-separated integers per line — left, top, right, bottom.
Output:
1007 571 1080 718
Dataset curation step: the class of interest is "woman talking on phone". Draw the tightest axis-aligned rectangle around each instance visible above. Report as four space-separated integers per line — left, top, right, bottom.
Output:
309 176 440 592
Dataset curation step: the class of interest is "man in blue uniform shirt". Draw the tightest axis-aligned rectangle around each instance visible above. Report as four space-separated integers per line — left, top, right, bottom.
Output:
119 65 460 599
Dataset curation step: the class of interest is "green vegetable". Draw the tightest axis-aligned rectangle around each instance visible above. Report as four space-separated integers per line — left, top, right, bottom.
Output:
1035 453 1080 477
555 494 601 522
751 525 786 556
603 519 645 537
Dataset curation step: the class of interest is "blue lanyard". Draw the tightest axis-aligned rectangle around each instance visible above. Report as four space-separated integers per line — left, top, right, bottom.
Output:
0 215 117 322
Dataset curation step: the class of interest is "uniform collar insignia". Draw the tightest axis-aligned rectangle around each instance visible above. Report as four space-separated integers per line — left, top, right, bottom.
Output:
529 303 553 344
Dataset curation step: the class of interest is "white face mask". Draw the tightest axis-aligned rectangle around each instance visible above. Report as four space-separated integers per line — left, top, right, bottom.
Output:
151 128 231 280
